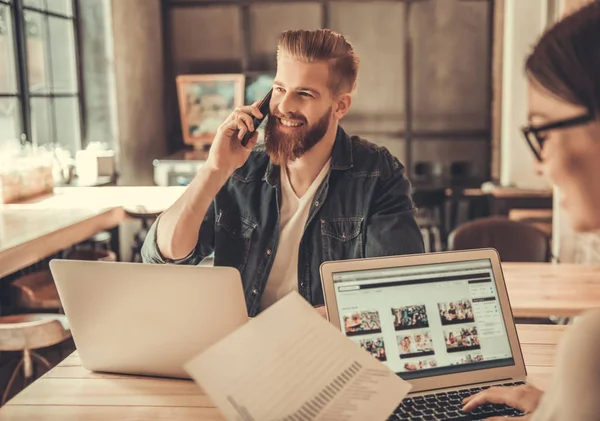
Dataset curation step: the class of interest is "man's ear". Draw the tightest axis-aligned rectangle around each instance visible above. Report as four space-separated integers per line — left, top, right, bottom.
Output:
333 93 352 119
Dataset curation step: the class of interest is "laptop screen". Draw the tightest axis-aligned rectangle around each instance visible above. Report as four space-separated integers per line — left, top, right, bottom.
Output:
332 258 516 380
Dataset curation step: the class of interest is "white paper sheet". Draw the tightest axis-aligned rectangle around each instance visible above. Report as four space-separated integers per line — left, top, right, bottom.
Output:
185 292 412 421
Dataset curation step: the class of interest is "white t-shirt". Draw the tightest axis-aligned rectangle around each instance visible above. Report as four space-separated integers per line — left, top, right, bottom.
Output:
260 160 331 310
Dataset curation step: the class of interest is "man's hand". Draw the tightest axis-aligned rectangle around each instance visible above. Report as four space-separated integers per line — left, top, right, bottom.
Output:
315 306 328 319
205 102 263 177
462 384 543 420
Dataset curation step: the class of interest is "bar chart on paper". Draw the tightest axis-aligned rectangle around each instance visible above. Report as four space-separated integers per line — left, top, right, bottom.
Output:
227 361 364 421
184 293 412 421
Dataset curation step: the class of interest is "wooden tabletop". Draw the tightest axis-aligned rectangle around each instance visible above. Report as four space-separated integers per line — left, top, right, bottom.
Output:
503 262 600 318
0 207 125 279
508 209 553 222
0 187 185 278
0 324 566 420
487 186 553 199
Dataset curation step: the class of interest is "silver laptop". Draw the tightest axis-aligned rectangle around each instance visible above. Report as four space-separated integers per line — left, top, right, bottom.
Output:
320 249 527 419
49 259 248 379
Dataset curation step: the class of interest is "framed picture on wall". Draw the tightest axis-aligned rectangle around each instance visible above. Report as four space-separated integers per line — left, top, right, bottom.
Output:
176 74 245 148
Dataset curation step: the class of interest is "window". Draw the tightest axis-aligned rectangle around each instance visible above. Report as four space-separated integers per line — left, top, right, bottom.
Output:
0 0 81 155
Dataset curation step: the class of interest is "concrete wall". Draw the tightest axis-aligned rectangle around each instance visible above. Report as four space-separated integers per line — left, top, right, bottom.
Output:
78 0 169 261
111 0 168 186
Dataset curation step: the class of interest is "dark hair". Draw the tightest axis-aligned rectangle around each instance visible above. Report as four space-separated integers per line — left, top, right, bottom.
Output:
525 2 600 116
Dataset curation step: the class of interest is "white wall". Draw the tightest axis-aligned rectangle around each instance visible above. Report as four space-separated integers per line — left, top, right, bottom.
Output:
499 0 557 189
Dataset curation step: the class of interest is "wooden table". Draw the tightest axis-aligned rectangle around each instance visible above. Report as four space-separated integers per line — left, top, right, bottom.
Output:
488 187 552 199
486 186 553 217
508 209 553 237
0 187 185 279
503 262 600 318
0 325 566 420
508 209 553 221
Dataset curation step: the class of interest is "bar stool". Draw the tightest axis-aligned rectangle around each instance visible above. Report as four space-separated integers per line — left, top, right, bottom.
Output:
10 247 117 313
125 206 162 262
64 248 117 262
78 231 112 251
11 271 62 312
0 314 71 405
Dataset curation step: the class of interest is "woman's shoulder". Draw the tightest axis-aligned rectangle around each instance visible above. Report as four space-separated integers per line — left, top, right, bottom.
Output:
563 309 600 352
546 309 600 420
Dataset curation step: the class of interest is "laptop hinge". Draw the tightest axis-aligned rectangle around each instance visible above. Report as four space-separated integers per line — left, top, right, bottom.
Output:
411 377 517 395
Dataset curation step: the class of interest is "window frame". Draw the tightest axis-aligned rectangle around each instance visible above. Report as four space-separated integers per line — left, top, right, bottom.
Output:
0 0 84 151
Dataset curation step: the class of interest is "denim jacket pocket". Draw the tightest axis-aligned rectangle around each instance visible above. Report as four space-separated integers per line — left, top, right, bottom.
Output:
214 211 257 274
321 217 364 262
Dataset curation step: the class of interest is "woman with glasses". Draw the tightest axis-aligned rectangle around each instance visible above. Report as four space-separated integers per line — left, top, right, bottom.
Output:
462 3 600 420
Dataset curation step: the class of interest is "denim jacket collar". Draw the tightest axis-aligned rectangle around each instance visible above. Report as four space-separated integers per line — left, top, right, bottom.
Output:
263 125 354 187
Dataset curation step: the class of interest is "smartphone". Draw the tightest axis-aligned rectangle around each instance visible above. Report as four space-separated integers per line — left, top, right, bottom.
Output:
241 88 272 147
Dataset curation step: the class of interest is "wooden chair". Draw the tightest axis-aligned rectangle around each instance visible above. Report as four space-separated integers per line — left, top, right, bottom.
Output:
447 217 551 262
0 314 71 405
11 248 116 312
10 271 62 311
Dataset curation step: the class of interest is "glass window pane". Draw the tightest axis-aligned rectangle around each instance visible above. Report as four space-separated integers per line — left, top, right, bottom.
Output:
53 97 80 154
47 16 77 93
25 11 50 93
0 5 18 94
46 0 72 17
249 3 321 71
23 0 44 10
30 97 53 146
0 97 22 143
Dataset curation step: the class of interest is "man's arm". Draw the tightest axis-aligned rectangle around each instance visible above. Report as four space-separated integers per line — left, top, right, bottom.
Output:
151 168 229 261
141 185 218 265
141 101 264 263
364 160 425 257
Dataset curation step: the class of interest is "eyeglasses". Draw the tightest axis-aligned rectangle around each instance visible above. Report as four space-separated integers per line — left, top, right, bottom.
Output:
521 113 595 162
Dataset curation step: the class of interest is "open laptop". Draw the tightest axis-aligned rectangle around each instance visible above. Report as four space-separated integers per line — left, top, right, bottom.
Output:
49 259 248 379
320 248 527 419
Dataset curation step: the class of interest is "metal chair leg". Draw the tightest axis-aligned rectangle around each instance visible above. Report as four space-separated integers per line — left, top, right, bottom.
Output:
1 350 53 406
30 351 52 372
1 357 24 406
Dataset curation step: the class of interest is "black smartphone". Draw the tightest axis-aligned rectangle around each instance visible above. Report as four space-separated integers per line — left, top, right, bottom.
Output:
241 88 272 147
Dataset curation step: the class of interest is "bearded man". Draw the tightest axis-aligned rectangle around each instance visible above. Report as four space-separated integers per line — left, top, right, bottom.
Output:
142 29 424 317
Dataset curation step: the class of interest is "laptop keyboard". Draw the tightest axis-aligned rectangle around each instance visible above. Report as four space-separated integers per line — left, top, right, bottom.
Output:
389 381 526 420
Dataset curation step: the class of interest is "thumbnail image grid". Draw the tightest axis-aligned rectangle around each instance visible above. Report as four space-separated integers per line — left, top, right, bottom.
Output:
450 353 484 366
444 326 481 353
438 299 475 326
397 330 435 359
402 359 438 372
343 310 382 337
391 304 429 331
355 337 387 362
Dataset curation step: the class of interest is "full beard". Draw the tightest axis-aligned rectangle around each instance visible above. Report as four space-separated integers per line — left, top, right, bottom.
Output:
264 107 332 165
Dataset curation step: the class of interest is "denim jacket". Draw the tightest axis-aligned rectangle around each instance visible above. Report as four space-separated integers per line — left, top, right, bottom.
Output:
142 126 425 316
